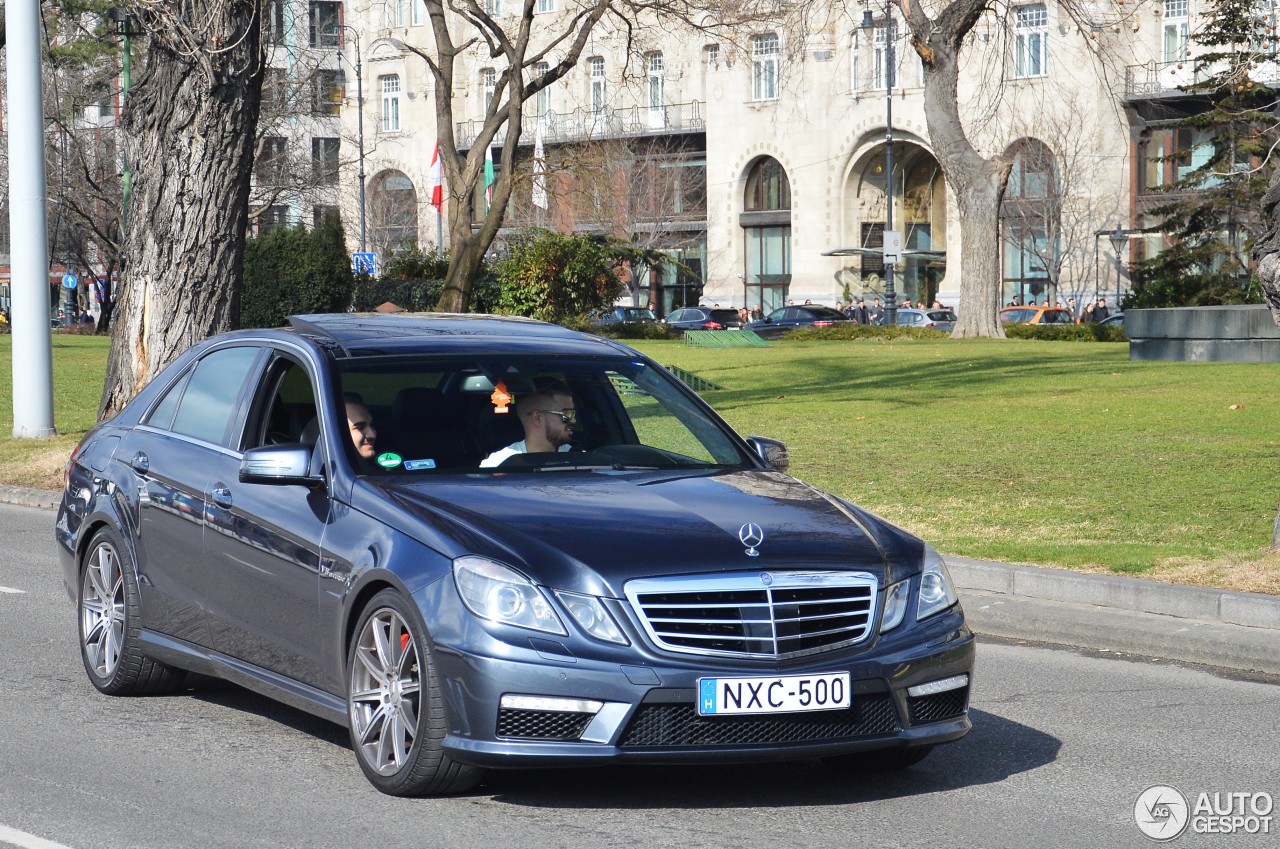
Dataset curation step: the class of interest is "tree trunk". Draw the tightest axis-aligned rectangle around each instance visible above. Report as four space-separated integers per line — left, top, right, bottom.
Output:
907 0 1008 338
1252 145 1280 547
98 4 263 419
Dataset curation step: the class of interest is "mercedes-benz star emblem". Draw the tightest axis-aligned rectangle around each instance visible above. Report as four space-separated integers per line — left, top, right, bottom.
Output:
739 523 764 557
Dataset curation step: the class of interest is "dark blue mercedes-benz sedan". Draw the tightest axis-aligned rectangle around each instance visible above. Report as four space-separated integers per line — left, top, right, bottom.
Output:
55 313 974 796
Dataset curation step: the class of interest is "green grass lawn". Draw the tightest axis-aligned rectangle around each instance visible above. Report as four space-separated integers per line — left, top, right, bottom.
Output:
5 333 1279 591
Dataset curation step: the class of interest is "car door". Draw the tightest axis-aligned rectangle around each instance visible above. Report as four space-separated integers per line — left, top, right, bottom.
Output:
124 345 264 646
199 348 333 688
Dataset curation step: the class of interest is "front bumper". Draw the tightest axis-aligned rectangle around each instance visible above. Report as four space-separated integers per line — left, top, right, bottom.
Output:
430 605 975 769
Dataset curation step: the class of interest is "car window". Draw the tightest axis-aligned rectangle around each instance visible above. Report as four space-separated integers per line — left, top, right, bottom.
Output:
169 346 263 447
244 354 319 450
1042 310 1072 324
766 308 787 321
667 310 685 322
709 309 739 324
145 370 192 431
805 306 846 320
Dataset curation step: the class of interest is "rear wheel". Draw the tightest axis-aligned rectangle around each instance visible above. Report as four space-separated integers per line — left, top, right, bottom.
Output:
347 590 482 796
78 527 186 695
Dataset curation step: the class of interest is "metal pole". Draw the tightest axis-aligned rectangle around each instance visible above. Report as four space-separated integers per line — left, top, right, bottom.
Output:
882 17 897 329
5 0 56 437
355 39 367 253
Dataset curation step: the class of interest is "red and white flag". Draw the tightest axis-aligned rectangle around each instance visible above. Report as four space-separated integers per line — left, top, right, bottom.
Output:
427 142 444 212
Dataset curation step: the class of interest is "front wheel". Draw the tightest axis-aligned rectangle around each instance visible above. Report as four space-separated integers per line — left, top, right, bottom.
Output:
347 590 482 796
78 526 186 696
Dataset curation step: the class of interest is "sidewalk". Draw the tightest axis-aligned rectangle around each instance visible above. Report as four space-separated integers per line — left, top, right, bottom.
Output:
9 485 1277 677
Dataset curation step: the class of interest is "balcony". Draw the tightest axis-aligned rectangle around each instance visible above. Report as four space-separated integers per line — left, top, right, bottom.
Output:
1125 57 1280 99
456 101 705 150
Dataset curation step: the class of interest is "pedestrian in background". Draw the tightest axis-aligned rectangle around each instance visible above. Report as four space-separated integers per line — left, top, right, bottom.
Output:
868 298 884 325
851 298 869 324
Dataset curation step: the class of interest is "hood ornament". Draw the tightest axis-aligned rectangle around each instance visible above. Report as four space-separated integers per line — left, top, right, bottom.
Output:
738 523 764 557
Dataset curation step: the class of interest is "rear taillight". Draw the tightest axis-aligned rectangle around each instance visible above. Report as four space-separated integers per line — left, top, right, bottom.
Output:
813 320 833 328
705 321 723 329
64 442 82 490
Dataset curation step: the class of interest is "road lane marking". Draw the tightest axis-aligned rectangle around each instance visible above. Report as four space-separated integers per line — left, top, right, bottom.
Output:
0 586 25 594
0 824 77 849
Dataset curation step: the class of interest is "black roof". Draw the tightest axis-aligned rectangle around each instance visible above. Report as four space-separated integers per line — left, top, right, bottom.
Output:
287 312 621 358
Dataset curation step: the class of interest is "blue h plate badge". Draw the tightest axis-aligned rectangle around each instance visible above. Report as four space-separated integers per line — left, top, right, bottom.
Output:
700 678 718 714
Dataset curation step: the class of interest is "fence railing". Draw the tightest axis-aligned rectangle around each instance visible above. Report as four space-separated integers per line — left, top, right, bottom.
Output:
1125 57 1280 98
456 101 705 150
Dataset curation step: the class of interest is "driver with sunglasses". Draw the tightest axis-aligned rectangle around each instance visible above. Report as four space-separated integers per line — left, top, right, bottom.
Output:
479 379 577 468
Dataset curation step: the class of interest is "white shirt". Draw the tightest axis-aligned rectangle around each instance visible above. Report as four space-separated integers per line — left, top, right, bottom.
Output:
479 440 571 468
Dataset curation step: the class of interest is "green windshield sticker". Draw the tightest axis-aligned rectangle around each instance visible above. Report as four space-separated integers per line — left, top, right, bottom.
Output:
376 452 403 468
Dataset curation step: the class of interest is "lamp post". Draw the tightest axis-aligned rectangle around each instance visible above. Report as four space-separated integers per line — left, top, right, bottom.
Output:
1108 226 1126 305
334 28 367 252
106 8 142 238
862 4 897 328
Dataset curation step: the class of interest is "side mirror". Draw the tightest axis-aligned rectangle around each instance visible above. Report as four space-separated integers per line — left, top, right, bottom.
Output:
240 444 324 486
746 436 789 472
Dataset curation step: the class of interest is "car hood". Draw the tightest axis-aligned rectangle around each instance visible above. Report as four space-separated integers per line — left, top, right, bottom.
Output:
367 470 921 598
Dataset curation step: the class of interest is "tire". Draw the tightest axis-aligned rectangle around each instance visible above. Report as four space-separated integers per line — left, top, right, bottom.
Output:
823 745 934 773
78 526 186 696
347 590 482 796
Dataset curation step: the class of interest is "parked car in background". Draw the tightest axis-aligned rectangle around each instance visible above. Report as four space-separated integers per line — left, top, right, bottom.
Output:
55 313 973 797
746 305 851 339
664 307 744 333
1097 311 1125 328
594 306 658 326
892 308 957 333
999 306 1076 326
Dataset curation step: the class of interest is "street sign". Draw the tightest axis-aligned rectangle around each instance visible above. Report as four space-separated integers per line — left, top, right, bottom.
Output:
62 273 79 290
882 231 903 265
351 252 378 275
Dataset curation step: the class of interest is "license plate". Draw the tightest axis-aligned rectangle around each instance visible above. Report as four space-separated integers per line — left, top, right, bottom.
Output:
697 672 851 716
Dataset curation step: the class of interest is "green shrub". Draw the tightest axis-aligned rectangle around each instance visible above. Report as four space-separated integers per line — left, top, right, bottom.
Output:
557 315 679 340
495 229 626 322
241 213 353 328
1004 323 1126 342
350 246 501 314
781 324 949 341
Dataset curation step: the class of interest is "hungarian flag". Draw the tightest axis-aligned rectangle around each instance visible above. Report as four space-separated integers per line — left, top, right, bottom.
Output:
427 142 443 212
484 145 495 213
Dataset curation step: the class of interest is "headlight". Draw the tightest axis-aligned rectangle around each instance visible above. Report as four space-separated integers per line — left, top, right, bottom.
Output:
880 580 910 633
917 545 959 621
453 556 566 635
553 590 629 645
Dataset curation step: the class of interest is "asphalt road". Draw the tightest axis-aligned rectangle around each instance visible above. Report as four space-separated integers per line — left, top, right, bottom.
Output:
2 502 1277 849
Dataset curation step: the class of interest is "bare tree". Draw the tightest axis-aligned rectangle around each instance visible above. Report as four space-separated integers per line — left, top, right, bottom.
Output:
405 0 764 312
98 0 264 417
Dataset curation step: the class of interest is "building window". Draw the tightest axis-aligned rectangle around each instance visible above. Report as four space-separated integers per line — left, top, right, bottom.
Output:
261 204 291 233
744 156 790 211
752 33 780 101
389 0 405 27
263 68 288 112
742 157 792 312
265 0 286 45
312 69 341 115
873 20 897 90
647 52 665 126
589 57 606 114
535 61 551 119
1014 4 1048 78
256 136 288 184
313 204 340 228
1163 0 1190 64
485 0 501 15
481 68 497 114
381 75 401 131
309 1 341 48
705 43 720 67
537 0 554 11
413 0 425 25
312 137 340 185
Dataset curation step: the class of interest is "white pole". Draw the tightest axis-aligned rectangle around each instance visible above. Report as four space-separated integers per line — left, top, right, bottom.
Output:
6 0 56 438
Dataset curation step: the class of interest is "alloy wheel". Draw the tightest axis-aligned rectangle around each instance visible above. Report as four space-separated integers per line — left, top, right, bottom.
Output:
349 608 423 776
80 541 126 680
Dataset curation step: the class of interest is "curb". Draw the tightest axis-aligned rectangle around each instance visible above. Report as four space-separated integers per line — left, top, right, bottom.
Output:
0 485 61 511
947 556 1280 676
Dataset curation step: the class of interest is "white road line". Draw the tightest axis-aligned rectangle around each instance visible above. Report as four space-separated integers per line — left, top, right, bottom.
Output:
0 824 77 849
0 586 26 594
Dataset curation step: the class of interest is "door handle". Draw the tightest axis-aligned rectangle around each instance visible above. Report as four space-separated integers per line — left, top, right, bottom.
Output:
130 452 149 474
210 484 233 509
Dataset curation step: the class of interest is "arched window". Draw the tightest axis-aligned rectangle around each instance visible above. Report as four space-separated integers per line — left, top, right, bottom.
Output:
741 156 791 312
369 170 418 256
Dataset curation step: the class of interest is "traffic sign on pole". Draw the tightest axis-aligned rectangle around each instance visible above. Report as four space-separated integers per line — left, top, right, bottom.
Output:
62 273 79 289
351 252 378 275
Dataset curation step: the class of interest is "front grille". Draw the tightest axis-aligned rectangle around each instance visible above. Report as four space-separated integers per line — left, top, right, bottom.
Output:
496 709 594 741
618 694 900 748
907 687 969 724
625 571 878 659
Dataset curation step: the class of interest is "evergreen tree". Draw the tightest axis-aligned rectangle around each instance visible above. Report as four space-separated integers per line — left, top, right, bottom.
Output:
1129 0 1279 308
241 213 353 328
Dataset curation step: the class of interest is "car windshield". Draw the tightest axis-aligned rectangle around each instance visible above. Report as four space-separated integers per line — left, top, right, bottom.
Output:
1041 310 1073 324
805 307 846 320
335 354 754 474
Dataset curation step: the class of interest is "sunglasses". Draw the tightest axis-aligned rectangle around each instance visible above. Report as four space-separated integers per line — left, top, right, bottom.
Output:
538 408 577 424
